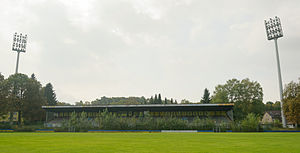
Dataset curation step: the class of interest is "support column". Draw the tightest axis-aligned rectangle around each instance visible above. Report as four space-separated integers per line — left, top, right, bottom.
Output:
274 38 287 128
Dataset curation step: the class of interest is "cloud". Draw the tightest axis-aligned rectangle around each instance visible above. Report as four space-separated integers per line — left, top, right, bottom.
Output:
0 0 299 103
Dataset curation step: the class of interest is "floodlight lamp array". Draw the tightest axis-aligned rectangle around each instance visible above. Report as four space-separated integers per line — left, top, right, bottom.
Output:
264 16 283 40
12 32 27 52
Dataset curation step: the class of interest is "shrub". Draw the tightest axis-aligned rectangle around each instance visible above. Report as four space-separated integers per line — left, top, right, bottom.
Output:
14 126 35 132
56 109 234 131
273 119 282 128
241 113 260 132
0 123 13 129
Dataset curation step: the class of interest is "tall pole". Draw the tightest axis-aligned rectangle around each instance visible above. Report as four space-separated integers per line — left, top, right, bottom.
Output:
12 32 27 74
15 51 20 74
274 38 287 127
11 32 27 125
264 16 286 128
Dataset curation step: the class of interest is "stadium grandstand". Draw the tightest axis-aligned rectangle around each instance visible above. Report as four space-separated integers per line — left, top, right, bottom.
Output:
42 104 234 127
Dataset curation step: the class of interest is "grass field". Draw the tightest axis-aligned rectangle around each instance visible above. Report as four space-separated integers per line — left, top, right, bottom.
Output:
0 132 299 153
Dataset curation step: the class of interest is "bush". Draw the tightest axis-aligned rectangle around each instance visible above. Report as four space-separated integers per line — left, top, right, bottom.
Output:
230 122 242 132
0 123 13 129
273 119 282 128
240 113 261 132
58 109 238 131
14 126 35 132
191 118 216 130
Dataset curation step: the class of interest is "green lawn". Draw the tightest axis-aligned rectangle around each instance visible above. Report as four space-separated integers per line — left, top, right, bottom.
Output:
0 132 299 153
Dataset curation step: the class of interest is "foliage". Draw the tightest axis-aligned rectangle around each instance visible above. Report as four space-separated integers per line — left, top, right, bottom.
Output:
158 94 162 104
75 100 91 106
0 123 13 129
181 99 192 104
0 73 4 81
211 78 264 121
61 111 93 132
191 117 218 130
56 102 72 106
283 79 300 127
273 119 282 128
265 101 281 111
58 110 238 131
0 73 8 117
240 113 261 132
42 83 57 106
90 94 179 105
0 73 46 124
211 90 229 103
200 88 211 104
91 96 147 105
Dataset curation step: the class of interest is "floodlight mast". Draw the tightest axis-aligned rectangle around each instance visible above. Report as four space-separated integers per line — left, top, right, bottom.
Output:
12 32 27 74
264 16 287 128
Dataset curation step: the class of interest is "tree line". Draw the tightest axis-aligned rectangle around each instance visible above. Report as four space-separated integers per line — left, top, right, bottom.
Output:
75 94 178 106
0 73 57 125
1 72 299 126
200 78 299 125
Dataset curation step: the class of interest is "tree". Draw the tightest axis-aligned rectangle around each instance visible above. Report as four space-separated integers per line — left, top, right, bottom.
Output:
91 96 147 105
78 111 91 131
265 101 274 111
283 79 300 127
273 101 281 110
158 94 162 104
164 97 168 104
200 88 211 104
141 96 147 104
43 83 57 106
154 94 158 104
149 96 154 104
0 73 8 118
75 100 84 106
211 78 264 121
211 91 229 103
30 73 36 80
0 73 4 81
265 101 281 111
241 113 260 132
57 102 71 106
1 73 46 124
181 99 191 104
22 76 47 122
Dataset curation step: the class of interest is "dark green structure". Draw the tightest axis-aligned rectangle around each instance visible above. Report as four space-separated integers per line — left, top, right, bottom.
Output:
43 104 234 126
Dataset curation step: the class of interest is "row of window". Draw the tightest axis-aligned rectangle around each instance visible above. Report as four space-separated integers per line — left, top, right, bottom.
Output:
53 111 227 118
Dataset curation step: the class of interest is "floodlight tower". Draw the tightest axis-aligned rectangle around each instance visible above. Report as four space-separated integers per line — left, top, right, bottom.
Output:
264 16 286 128
12 32 27 74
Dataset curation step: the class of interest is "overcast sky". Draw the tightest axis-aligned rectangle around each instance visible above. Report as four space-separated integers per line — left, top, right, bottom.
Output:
0 0 299 104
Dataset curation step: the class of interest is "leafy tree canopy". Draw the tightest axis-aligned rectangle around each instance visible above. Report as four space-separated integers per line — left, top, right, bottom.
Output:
283 79 300 127
211 78 264 121
0 73 46 124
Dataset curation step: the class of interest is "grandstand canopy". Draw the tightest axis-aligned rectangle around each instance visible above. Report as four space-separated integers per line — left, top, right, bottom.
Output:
42 104 234 112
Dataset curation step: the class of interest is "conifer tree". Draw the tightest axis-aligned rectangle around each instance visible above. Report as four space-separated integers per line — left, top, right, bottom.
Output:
158 94 162 104
154 94 158 104
201 88 211 104
43 83 57 106
150 96 154 104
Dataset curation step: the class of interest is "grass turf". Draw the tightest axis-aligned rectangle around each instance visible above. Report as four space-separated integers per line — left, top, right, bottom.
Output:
0 132 299 153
